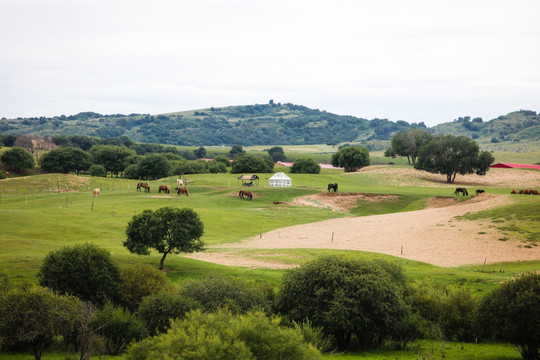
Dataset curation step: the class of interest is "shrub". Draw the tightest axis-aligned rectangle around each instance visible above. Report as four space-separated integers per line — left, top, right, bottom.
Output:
174 160 208 174
89 164 106 177
137 291 201 335
126 309 321 360
118 263 175 312
231 153 273 173
290 158 321 174
0 147 35 173
276 256 411 349
208 161 228 173
475 272 540 360
37 243 121 306
213 155 231 167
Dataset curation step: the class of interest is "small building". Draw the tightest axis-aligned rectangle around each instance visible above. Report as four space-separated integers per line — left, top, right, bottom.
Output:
237 174 259 187
268 172 292 187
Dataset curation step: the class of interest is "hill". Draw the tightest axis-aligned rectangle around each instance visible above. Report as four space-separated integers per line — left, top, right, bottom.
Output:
1 103 538 146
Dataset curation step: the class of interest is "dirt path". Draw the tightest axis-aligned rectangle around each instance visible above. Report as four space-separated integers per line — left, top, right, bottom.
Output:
185 193 540 268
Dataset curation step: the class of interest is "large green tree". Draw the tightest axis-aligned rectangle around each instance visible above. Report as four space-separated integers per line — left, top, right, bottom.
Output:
267 146 286 162
331 145 370 172
290 158 321 174
89 145 136 177
414 135 494 183
0 146 35 173
124 207 205 270
231 153 273 174
385 129 432 165
133 153 171 180
39 147 92 175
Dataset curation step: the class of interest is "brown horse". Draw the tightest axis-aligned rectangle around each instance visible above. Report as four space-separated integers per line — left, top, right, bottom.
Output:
91 188 100 197
239 190 253 200
176 187 189 196
158 185 170 194
454 187 468 196
511 189 517 194
327 183 338 192
137 182 150 192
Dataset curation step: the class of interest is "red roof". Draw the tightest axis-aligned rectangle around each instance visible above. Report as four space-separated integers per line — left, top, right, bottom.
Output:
490 163 540 170
275 161 343 169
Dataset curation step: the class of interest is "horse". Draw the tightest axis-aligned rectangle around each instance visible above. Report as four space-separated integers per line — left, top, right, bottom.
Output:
511 189 517 194
175 187 189 196
454 187 468 196
176 179 184 187
239 190 253 200
327 183 338 192
475 189 485 195
159 185 170 194
137 182 150 193
530 190 539 195
91 188 100 197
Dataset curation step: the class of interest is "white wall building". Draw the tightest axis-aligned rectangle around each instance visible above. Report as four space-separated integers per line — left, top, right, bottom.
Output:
268 172 292 187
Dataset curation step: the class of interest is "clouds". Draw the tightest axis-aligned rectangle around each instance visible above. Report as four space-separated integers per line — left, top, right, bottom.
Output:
1 0 539 126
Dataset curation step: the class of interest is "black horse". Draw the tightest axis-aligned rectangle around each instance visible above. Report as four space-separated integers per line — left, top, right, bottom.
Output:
327 183 338 192
475 189 485 195
454 187 468 196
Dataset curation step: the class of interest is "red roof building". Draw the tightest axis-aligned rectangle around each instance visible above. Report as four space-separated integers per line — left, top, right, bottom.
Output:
490 163 540 170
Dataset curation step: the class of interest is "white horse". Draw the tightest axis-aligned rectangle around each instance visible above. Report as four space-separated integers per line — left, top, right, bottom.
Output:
91 188 100 197
176 179 184 187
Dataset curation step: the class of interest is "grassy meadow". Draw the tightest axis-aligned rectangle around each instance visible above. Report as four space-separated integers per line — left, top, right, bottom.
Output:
1 143 539 360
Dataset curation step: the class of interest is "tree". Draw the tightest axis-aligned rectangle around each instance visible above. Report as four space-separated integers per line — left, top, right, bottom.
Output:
414 135 494 183
267 146 286 162
89 164 106 177
475 272 540 360
89 145 136 177
231 153 274 173
39 147 92 175
0 147 35 173
37 243 121 306
213 155 231 167
228 145 245 159
331 145 370 172
276 256 411 349
385 129 432 165
124 207 205 270
133 154 170 180
290 158 321 174
0 286 82 360
193 146 207 159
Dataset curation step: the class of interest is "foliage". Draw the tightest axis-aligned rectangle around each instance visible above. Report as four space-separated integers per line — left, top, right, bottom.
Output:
207 160 228 173
124 207 205 269
331 145 370 172
475 272 540 360
37 243 121 306
137 291 201 335
267 146 287 162
0 286 82 360
213 155 231 167
0 147 35 173
180 275 274 315
91 302 147 355
88 163 106 177
174 159 208 175
126 309 321 360
229 145 246 158
385 129 432 165
231 153 274 173
193 146 207 158
118 263 175 312
126 153 171 180
276 255 411 349
89 145 136 176
39 147 92 175
414 135 494 183
290 158 321 174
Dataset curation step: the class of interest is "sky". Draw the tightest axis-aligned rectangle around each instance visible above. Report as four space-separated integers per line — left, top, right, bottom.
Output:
1 0 539 126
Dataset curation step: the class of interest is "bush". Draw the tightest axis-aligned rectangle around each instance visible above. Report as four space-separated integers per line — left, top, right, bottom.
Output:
0 147 35 173
174 160 208 174
213 155 231 167
180 275 274 315
231 153 273 173
137 291 201 335
208 161 228 173
331 146 370 172
91 302 147 355
475 272 540 360
37 243 121 306
118 263 175 312
276 256 411 349
290 158 321 174
126 309 321 360
89 164 106 177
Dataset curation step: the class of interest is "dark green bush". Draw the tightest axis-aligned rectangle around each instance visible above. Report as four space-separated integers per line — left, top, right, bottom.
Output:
89 164 106 177
290 158 321 174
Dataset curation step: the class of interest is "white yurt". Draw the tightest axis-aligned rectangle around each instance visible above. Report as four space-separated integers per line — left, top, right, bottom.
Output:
268 172 292 187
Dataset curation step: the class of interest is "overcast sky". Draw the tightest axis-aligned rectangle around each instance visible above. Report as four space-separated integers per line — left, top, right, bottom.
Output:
1 0 539 126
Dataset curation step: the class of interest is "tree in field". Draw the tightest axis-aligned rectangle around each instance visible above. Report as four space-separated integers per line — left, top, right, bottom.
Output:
385 129 432 165
124 207 204 270
228 145 245 159
133 153 171 180
39 147 92 175
267 146 286 162
290 158 321 174
193 146 207 159
276 256 411 350
414 135 495 183
89 145 136 177
0 286 82 360
231 153 274 173
0 146 35 173
331 145 370 172
475 272 540 360
37 243 121 306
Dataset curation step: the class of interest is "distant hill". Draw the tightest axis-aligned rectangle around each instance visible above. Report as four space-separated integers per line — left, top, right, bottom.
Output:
1 103 538 146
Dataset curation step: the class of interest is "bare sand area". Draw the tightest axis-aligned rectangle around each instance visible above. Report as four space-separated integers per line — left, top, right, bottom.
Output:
184 167 540 268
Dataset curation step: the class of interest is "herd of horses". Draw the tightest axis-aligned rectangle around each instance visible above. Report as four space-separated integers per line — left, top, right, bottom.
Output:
511 189 539 195
454 188 486 196
136 179 189 196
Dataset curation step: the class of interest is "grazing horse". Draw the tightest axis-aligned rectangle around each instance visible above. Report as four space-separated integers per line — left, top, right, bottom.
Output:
137 182 150 192
511 189 517 194
239 190 253 200
475 189 485 195
454 187 468 196
327 183 338 192
530 190 539 195
158 185 170 194
175 187 189 196
91 188 100 197
176 179 184 187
